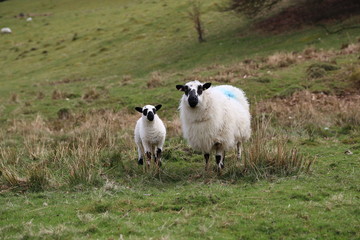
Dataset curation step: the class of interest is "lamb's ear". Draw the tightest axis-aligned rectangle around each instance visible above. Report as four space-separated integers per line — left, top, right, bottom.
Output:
203 82 211 90
135 107 143 113
155 104 162 111
176 85 185 91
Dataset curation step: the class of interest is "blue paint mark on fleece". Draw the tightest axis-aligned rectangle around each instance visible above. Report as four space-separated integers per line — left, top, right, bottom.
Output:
218 87 236 99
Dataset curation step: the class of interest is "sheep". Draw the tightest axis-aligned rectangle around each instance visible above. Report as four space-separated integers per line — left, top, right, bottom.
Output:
1 27 12 34
134 104 166 168
176 80 251 171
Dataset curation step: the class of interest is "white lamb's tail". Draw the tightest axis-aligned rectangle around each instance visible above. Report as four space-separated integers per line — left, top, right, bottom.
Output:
212 85 249 111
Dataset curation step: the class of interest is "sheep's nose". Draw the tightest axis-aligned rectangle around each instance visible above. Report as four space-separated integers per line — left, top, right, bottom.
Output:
147 112 154 121
188 90 198 108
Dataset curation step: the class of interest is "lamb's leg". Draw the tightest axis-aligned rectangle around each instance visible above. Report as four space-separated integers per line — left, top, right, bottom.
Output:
204 153 210 171
145 151 151 168
137 143 144 165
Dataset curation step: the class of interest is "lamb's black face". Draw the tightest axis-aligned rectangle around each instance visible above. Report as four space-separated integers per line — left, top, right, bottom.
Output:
176 81 211 108
135 104 162 121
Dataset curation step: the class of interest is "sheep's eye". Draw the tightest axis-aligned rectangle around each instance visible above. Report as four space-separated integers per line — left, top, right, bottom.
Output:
184 86 190 96
197 85 203 95
153 108 156 114
143 109 148 116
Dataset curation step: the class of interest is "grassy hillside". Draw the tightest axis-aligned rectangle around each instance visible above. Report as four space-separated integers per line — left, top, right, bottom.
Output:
1 0 360 239
1 0 360 119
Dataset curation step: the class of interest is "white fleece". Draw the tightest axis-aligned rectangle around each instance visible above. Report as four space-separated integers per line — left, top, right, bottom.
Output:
179 84 251 153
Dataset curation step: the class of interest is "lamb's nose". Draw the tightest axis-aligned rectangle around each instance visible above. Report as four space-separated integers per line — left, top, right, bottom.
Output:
147 112 154 121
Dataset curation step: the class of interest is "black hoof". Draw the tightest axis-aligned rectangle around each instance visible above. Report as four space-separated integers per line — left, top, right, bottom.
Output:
138 158 143 165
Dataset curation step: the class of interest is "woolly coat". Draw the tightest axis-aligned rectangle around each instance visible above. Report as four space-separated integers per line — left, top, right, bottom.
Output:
134 114 166 153
179 85 251 153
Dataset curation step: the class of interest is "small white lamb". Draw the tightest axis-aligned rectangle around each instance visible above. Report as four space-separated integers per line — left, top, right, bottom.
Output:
1 28 12 34
176 80 251 171
134 104 166 167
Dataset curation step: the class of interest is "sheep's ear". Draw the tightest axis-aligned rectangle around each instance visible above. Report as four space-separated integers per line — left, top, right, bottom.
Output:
176 85 185 91
155 104 162 111
135 107 143 113
203 82 211 90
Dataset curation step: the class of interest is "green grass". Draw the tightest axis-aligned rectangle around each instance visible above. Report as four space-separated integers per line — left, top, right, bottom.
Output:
1 0 360 239
1 145 359 239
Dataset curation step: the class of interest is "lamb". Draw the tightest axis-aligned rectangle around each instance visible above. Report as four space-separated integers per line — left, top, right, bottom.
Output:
1 28 12 34
176 80 251 171
134 104 166 167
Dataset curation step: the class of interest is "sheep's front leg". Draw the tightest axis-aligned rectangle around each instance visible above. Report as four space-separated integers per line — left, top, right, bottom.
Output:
236 142 242 161
143 142 152 168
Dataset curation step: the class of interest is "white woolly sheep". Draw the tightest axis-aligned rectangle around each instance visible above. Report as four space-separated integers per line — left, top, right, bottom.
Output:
176 80 251 171
134 104 166 167
1 27 12 34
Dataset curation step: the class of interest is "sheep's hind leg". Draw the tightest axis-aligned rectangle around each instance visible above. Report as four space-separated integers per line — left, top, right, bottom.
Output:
204 153 210 171
145 151 151 169
155 148 162 167
215 150 225 172
237 141 244 167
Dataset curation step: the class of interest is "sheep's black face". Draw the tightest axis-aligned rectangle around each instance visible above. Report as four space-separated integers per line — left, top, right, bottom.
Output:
176 81 211 108
135 104 162 122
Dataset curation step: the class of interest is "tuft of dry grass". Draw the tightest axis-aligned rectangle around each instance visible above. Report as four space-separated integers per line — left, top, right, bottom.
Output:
10 93 19 103
241 116 314 179
83 88 100 101
147 71 164 88
121 74 132 86
265 52 298 68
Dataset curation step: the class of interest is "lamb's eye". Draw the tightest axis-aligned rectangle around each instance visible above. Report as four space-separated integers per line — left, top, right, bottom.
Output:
143 109 148 116
153 108 156 114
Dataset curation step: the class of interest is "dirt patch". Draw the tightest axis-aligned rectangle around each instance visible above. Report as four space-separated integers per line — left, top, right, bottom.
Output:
255 0 360 33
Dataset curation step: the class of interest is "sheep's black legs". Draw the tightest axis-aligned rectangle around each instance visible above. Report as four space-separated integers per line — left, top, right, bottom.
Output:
204 153 210 171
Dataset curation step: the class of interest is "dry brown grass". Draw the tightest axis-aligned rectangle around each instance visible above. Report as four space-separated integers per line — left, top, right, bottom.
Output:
255 90 360 131
241 116 314 178
0 110 139 190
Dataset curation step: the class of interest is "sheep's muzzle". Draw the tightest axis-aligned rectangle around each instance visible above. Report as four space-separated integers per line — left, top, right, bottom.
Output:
188 90 198 108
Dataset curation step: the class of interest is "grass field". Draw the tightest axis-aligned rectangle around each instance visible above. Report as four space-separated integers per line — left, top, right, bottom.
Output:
1 0 360 239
